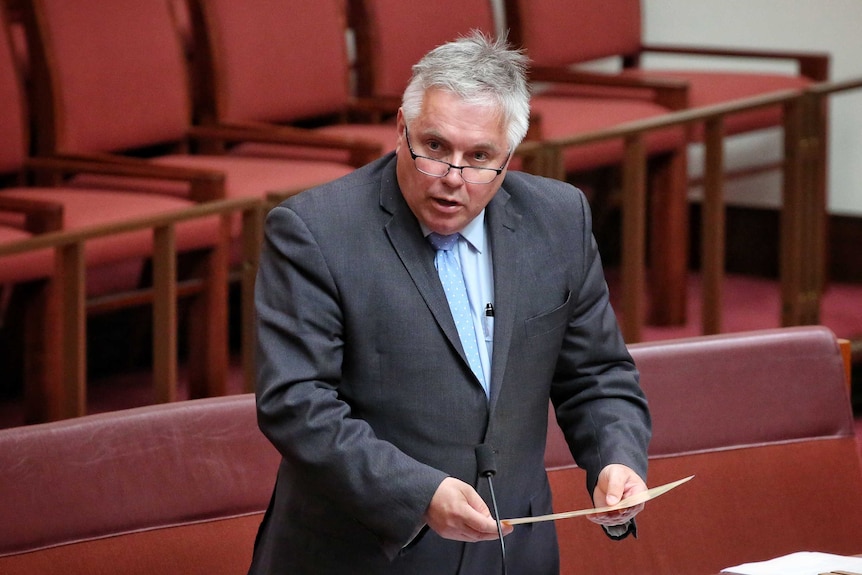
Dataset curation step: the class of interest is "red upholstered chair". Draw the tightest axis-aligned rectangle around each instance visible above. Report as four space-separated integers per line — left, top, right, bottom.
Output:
0 7 237 422
350 0 499 103
349 0 690 333
504 0 828 140
186 0 394 170
505 0 829 332
20 0 364 206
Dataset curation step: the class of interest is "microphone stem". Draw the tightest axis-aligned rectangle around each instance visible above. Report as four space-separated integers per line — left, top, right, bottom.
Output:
486 475 507 575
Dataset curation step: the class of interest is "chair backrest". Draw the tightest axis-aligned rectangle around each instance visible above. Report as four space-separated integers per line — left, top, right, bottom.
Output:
503 0 643 67
0 394 280 574
188 0 353 125
23 0 192 155
0 7 27 174
350 0 497 99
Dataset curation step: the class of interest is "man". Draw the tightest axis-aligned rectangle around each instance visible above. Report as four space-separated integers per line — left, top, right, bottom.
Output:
249 32 651 574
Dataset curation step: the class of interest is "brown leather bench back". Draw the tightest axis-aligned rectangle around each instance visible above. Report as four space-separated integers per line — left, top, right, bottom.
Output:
544 326 862 575
0 394 279 575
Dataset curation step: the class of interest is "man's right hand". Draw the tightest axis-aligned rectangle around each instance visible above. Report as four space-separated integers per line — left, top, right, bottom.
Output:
423 477 513 542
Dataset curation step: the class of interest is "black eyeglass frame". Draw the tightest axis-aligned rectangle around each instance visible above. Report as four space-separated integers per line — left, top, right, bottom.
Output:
403 127 510 185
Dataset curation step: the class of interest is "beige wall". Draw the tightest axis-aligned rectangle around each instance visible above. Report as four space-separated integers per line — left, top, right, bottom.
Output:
643 0 862 216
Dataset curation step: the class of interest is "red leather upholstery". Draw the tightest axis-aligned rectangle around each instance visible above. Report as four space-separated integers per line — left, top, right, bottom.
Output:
544 326 862 575
526 95 683 172
353 0 498 99
510 0 643 66
0 394 280 574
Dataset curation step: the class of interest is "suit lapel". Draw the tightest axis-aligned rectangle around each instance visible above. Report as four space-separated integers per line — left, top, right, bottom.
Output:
486 186 521 409
380 171 471 375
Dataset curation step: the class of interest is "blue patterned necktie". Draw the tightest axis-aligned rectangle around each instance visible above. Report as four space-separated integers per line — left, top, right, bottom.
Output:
428 232 487 395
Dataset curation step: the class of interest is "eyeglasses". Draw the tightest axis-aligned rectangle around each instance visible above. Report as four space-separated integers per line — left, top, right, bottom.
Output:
404 127 509 185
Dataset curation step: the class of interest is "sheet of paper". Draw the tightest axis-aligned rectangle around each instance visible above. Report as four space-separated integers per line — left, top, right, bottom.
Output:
502 474 694 526
721 551 862 575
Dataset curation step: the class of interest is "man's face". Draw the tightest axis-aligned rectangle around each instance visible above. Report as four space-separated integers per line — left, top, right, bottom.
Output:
395 88 510 236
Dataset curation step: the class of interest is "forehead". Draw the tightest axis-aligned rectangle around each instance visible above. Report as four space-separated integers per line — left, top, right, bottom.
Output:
412 89 508 150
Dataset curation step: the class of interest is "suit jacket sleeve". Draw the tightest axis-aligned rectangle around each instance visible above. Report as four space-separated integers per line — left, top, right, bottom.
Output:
254 203 447 559
543 178 652 493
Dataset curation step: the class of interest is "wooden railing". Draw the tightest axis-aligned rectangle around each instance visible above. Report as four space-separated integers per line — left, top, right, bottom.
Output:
0 196 263 421
530 77 862 342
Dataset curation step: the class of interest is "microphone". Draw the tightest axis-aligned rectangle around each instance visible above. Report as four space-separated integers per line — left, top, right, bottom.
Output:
476 444 507 575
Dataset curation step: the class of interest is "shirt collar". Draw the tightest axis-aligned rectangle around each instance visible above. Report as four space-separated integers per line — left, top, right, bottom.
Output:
422 209 486 254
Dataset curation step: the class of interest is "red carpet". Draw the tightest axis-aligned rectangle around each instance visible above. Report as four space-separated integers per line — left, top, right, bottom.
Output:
610 271 862 343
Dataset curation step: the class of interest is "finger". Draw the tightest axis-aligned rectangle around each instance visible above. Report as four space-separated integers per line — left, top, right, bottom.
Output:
603 472 626 505
586 502 645 526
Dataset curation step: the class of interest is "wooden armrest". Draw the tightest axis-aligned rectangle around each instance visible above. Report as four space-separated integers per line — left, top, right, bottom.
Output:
806 76 862 97
188 122 383 167
0 195 64 233
641 43 830 81
24 154 226 202
529 66 690 109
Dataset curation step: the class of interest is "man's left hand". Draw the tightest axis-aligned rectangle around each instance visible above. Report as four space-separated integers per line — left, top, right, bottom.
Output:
587 464 647 527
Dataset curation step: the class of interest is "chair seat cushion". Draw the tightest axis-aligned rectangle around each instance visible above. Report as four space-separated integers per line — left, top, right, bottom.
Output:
0 225 52 283
540 70 812 138
526 95 686 172
152 155 355 199
627 69 813 135
0 188 219 267
69 155 355 201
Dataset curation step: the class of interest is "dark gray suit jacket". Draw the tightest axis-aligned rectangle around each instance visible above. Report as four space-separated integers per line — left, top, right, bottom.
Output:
249 153 651 574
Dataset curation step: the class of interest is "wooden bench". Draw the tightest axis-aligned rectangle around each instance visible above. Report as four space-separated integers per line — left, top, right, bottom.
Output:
545 326 862 575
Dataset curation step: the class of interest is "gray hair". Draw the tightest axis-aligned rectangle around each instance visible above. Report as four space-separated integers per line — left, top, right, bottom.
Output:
401 31 531 151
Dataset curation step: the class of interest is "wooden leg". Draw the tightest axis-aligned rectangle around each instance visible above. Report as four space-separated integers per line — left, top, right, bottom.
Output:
152 224 178 403
647 144 689 326
620 134 647 343
241 204 263 394
780 97 805 327
700 117 726 335
186 216 230 399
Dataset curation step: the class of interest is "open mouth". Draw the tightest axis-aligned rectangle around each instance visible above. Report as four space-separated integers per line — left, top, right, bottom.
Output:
433 197 459 208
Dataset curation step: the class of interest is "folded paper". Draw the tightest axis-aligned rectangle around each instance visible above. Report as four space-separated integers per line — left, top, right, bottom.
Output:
503 474 694 526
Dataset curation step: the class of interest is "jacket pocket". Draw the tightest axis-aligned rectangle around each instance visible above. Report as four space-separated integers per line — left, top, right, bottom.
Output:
524 290 572 340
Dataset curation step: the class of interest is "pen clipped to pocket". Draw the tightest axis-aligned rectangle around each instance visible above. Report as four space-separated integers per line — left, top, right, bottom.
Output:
483 302 494 342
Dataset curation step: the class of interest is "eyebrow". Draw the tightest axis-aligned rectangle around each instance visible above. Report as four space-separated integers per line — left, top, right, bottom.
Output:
420 129 504 156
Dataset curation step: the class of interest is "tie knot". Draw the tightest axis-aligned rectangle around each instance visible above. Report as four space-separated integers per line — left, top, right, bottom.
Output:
428 232 459 252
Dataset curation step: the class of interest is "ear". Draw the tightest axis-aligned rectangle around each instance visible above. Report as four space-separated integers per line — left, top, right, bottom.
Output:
395 108 406 150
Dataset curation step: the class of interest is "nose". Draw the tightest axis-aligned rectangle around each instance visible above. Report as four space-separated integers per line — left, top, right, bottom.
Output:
440 165 466 186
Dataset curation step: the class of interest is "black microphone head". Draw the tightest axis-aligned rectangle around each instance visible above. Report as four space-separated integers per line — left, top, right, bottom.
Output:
475 444 497 477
